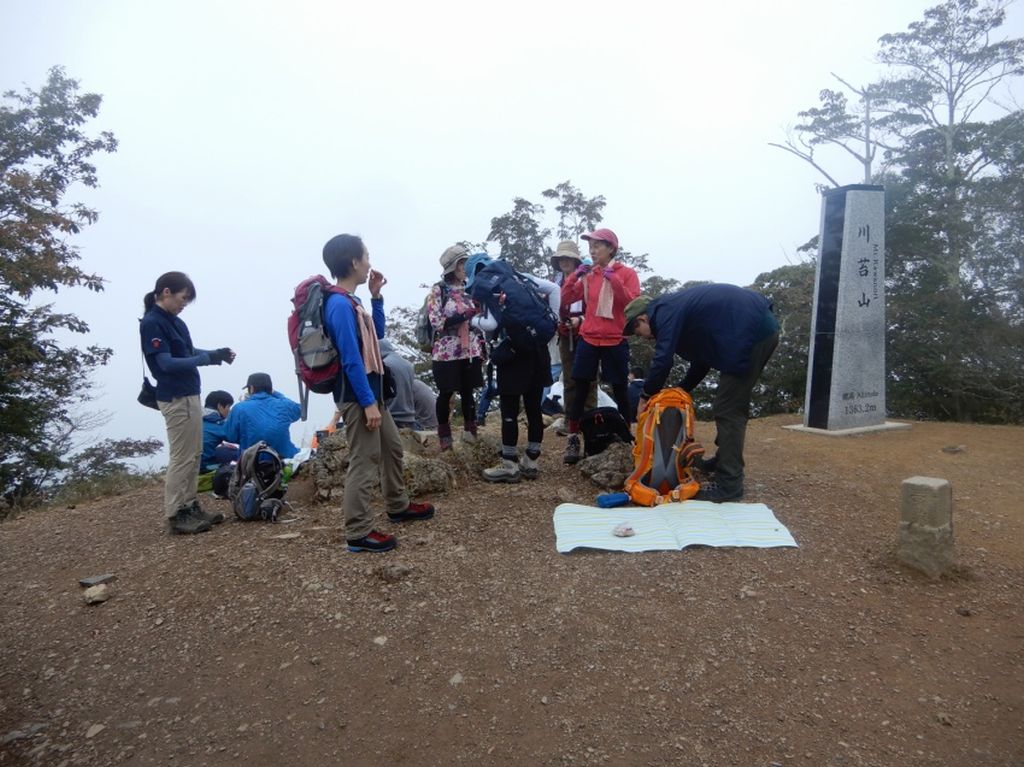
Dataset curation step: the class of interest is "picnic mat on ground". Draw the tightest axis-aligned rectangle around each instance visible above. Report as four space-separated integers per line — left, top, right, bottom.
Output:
553 501 798 553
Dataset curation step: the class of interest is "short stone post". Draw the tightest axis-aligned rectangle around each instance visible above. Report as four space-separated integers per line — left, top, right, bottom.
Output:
898 476 954 579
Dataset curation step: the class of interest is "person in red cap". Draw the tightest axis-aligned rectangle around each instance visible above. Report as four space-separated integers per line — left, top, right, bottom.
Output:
558 228 640 464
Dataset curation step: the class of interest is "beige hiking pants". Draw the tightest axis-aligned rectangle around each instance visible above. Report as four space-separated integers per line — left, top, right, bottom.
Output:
338 401 409 540
158 394 203 519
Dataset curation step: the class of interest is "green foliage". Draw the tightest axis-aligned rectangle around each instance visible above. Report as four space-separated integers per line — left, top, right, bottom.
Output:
748 263 816 415
1 67 121 504
489 181 621 279
487 197 552 276
774 0 1024 423
47 471 162 512
541 180 606 240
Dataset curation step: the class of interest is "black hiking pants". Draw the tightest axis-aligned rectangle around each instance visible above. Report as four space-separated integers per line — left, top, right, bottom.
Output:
712 330 779 494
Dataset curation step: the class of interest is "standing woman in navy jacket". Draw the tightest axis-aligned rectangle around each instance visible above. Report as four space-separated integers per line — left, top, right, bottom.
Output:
140 272 235 534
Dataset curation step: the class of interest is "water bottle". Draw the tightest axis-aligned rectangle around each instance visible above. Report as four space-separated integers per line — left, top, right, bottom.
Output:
597 492 630 508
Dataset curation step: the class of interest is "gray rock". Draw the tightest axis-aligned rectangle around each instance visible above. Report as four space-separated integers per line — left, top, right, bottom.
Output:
83 584 110 605
577 443 633 489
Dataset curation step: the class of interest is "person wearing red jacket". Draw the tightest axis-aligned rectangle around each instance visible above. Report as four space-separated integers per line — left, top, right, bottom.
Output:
558 228 640 464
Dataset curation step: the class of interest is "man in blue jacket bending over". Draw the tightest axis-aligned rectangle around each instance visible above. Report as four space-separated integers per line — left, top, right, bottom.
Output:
623 285 779 503
224 372 301 458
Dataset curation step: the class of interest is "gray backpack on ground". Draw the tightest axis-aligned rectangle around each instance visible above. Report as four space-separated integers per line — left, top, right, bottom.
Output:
228 441 286 522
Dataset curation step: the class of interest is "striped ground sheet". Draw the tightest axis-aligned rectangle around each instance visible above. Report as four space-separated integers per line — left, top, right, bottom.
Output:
553 501 798 553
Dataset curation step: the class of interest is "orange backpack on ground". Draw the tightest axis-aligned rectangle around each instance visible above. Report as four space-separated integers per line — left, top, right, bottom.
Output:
624 387 704 506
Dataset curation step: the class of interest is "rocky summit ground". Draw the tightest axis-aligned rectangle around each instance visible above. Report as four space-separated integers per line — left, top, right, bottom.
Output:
0 415 1022 767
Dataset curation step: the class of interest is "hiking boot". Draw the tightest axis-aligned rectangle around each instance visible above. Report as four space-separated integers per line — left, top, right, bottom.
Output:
520 454 539 480
191 499 224 525
695 454 718 474
482 458 521 483
346 530 397 553
693 481 743 503
461 430 477 444
438 424 453 452
388 501 435 523
563 434 582 465
167 507 213 535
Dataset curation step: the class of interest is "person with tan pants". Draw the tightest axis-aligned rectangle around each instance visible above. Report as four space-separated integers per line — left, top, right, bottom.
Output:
140 272 236 534
321 234 437 553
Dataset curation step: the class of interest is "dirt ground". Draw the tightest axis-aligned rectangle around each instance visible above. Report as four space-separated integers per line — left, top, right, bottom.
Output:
0 415 1021 767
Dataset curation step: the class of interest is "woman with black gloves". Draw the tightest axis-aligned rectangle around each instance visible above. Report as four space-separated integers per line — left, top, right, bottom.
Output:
140 271 235 534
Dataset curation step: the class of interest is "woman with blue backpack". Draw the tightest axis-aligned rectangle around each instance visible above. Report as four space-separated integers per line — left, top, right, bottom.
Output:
465 254 560 483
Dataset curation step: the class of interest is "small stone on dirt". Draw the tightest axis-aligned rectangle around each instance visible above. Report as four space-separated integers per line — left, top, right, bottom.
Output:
83 585 110 605
449 672 463 686
376 564 412 583
85 724 105 739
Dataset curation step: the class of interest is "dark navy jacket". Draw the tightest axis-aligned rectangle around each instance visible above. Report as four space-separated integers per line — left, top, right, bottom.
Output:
140 306 207 401
644 284 778 397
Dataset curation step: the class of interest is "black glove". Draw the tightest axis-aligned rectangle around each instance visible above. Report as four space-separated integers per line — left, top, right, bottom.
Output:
443 314 467 329
208 348 233 365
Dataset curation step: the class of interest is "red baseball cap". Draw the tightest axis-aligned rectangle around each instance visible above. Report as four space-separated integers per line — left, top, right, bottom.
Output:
581 228 619 251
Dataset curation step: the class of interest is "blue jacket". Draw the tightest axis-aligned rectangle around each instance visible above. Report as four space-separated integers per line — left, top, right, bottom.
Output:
644 284 778 397
324 291 386 408
224 392 301 458
201 409 230 466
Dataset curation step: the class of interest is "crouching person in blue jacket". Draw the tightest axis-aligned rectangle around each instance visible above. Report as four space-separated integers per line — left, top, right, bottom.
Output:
322 233 437 553
201 390 240 470
224 373 301 458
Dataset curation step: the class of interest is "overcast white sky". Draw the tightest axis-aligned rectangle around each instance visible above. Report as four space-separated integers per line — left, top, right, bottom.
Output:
3 0 1022 458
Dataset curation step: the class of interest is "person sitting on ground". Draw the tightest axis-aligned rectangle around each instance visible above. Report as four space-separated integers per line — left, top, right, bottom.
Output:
201 390 240 469
380 338 436 431
224 373 301 459
623 285 779 503
322 233 436 553
411 378 439 431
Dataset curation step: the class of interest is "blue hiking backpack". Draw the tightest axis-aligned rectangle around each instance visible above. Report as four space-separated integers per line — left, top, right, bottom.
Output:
468 260 557 353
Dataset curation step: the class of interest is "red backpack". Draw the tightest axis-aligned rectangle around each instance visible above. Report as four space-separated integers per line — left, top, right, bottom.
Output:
287 275 352 420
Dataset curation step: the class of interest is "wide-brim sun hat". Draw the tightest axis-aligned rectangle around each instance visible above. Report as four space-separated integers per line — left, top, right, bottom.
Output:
440 244 469 276
549 240 582 271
